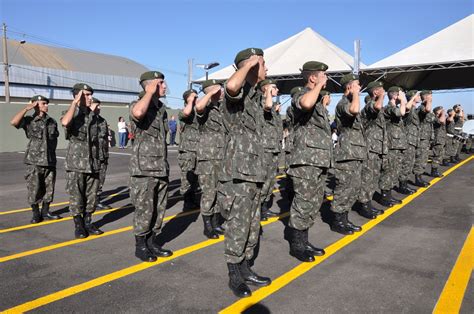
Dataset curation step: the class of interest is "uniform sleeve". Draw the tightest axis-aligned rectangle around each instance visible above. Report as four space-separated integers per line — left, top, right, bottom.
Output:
224 82 244 105
385 105 401 118
129 101 140 122
335 98 352 118
17 115 33 130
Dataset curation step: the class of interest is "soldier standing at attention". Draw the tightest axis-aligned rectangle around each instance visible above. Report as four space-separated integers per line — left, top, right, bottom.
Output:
61 84 104 238
431 106 447 177
453 104 465 161
178 89 201 209
194 79 226 239
10 95 61 223
445 109 457 164
129 71 173 262
286 61 330 262
330 73 366 235
217 48 271 298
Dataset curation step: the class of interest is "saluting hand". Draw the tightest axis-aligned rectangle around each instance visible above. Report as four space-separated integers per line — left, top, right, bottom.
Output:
145 79 160 95
72 90 83 107
208 85 221 95
322 95 330 106
25 100 38 111
245 55 260 68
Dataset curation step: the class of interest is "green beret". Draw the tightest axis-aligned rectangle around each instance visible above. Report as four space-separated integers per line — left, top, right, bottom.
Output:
433 106 443 113
319 90 330 97
364 95 372 104
92 97 101 104
453 104 461 109
301 61 328 72
420 90 432 96
366 81 383 91
340 73 359 87
387 86 401 93
182 89 198 101
258 79 277 90
234 48 264 66
201 79 223 90
139 71 165 84
406 90 418 99
30 95 49 103
290 86 303 97
138 91 146 99
72 83 94 94
447 109 453 114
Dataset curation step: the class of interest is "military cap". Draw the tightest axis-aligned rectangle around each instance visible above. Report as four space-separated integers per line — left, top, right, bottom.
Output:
258 79 277 90
364 94 372 104
290 86 303 97
340 73 359 87
433 106 443 113
366 81 384 91
387 86 402 93
201 79 223 90
138 91 146 99
92 97 101 104
182 89 198 101
72 83 94 94
30 95 49 103
453 104 461 109
406 90 418 99
420 90 432 96
139 71 165 84
447 109 453 114
319 90 331 97
234 48 264 66
301 61 328 72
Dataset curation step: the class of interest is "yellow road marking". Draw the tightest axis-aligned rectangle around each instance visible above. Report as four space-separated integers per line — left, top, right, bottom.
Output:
433 227 474 314
219 156 474 313
0 213 288 313
0 209 201 263
275 174 286 179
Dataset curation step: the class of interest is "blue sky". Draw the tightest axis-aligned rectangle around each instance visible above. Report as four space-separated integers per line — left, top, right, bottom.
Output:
2 0 473 113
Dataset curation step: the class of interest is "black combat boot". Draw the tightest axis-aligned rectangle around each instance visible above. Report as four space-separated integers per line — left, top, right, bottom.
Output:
211 213 225 235
357 202 377 219
260 203 278 221
227 263 252 298
73 215 88 239
343 212 362 232
147 232 173 257
135 235 157 262
454 155 461 162
302 229 325 256
442 159 452 167
289 227 315 262
430 168 443 178
202 215 219 239
30 204 43 224
41 202 61 220
380 190 393 207
367 201 384 216
240 260 271 287
330 212 354 235
398 181 414 195
450 156 458 164
414 175 430 187
388 190 403 204
83 213 104 235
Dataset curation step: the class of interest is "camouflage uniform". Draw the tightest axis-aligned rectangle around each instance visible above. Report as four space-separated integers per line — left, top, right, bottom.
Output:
217 82 265 264
63 106 101 216
401 106 420 181
96 114 109 195
432 116 446 169
454 113 464 157
287 88 332 229
129 98 170 236
178 109 200 201
358 100 389 204
413 104 435 175
17 114 59 205
196 101 226 216
445 119 457 158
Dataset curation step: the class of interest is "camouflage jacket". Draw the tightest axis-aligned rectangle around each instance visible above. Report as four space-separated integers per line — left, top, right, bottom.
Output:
129 98 169 177
334 95 367 162
17 113 59 167
178 109 200 153
433 116 446 145
404 106 420 147
384 103 407 150
63 106 101 173
96 114 109 161
417 104 435 141
196 101 226 161
454 113 464 135
446 119 456 135
261 101 283 154
360 100 388 155
220 82 265 183
289 87 333 167
285 105 295 154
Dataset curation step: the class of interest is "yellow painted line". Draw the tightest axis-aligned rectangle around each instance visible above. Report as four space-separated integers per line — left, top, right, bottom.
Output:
219 156 474 313
275 174 286 179
0 213 288 313
325 195 334 202
0 209 200 263
433 227 474 314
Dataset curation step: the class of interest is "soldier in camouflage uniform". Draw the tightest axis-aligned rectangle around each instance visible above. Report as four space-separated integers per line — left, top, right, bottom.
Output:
357 81 387 218
286 61 331 262
445 109 458 163
379 86 406 206
10 95 61 223
194 79 226 239
61 83 105 239
412 90 435 187
129 71 173 262
178 89 201 209
217 48 271 298
431 106 447 177
453 104 466 161
258 79 282 221
330 73 366 235
92 98 111 210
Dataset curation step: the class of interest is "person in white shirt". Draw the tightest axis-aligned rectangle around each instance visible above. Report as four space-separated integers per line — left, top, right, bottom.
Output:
117 117 128 148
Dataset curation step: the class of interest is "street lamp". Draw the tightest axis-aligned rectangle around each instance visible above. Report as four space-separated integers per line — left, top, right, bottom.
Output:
196 62 220 80
2 23 26 103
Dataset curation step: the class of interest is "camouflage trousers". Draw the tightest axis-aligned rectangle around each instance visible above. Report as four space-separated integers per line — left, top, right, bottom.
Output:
197 160 221 216
130 176 168 236
380 149 403 189
332 160 363 214
178 151 199 196
431 143 445 169
413 139 431 175
455 135 463 156
445 137 457 157
359 152 385 204
217 180 262 264
25 165 56 205
65 171 100 216
466 137 472 151
261 152 279 205
400 145 416 182
98 160 108 195
288 166 327 230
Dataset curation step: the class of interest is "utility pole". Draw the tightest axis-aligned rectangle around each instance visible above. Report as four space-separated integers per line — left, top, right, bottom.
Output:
2 23 10 103
187 58 193 89
353 39 360 75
